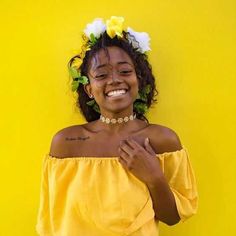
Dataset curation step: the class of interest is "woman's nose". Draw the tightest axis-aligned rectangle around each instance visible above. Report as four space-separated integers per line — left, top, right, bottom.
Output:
108 70 122 84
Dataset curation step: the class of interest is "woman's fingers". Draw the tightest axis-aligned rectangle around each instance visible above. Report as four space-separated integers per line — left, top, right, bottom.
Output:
125 137 140 150
118 147 135 171
119 140 134 156
118 147 128 166
144 137 156 156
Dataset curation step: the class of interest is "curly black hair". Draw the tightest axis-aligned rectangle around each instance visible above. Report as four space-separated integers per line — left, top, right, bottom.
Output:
68 31 158 123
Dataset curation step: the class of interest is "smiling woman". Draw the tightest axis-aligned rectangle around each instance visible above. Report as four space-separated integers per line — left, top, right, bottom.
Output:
36 16 198 236
69 21 158 122
84 46 140 119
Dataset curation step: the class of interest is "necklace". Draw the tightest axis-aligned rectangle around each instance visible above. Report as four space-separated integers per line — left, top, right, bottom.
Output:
100 113 136 124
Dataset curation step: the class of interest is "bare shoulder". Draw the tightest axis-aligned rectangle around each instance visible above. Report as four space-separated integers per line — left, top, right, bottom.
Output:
147 123 183 154
49 124 84 157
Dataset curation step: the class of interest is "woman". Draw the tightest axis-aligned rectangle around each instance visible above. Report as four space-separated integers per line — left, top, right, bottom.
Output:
36 16 198 236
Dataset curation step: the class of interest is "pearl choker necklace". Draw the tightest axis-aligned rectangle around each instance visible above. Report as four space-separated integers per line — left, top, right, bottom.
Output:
100 113 136 124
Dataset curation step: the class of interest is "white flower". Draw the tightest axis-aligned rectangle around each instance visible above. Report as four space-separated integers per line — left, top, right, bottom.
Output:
84 18 106 39
127 27 151 53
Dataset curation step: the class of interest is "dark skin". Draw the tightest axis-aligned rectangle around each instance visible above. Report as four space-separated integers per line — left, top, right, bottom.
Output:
50 46 182 225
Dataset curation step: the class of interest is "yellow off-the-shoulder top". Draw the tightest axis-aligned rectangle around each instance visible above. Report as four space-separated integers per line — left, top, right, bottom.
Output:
36 146 198 236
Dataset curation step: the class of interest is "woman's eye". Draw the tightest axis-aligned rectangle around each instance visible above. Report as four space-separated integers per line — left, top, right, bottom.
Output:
120 70 132 75
95 74 107 79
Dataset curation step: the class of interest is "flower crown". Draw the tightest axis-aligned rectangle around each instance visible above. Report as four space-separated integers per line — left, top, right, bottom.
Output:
69 16 151 90
69 16 152 114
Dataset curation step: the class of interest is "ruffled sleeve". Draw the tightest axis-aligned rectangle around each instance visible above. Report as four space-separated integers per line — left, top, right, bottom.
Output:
157 146 198 222
36 155 52 236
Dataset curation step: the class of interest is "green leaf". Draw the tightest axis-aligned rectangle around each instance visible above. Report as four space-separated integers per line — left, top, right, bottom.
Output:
90 33 95 41
86 99 95 106
137 91 147 102
69 67 80 79
71 80 79 91
134 101 148 114
78 76 89 85
89 33 98 46
86 99 100 113
93 103 100 113
144 84 151 94
71 76 88 93
136 84 151 102
140 92 147 102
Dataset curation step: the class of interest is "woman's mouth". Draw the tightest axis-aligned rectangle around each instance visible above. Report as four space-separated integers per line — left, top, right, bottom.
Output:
105 89 128 98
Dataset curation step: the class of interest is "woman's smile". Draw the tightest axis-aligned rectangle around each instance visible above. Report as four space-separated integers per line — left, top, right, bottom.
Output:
84 46 139 113
105 88 129 98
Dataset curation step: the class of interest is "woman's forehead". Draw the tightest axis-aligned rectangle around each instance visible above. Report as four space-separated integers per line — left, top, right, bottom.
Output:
90 46 133 71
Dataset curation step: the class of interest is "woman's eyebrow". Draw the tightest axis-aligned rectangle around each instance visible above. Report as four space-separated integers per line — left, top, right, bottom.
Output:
94 61 132 70
117 61 132 65
94 64 107 70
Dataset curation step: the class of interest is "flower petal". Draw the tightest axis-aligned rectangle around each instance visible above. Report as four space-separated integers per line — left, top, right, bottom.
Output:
127 27 151 53
84 18 106 39
106 16 124 38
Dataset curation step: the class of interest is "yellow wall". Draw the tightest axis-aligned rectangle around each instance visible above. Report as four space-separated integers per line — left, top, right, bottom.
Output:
0 0 235 235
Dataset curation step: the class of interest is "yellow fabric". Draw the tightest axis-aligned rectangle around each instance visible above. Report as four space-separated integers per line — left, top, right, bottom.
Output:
36 145 198 236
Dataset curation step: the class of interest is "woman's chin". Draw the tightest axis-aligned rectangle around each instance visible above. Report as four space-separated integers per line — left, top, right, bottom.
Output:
104 103 133 114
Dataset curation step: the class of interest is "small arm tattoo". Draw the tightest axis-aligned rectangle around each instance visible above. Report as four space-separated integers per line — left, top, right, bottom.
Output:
65 136 90 141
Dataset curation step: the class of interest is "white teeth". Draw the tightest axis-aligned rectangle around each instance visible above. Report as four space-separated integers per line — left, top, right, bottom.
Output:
107 89 127 97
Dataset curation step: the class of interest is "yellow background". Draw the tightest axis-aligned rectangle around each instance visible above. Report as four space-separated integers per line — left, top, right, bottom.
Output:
0 0 235 235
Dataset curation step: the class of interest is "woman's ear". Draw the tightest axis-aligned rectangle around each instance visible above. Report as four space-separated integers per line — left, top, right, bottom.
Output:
84 84 93 98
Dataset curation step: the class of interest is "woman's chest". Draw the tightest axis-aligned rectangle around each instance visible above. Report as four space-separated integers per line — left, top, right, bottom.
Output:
65 127 155 157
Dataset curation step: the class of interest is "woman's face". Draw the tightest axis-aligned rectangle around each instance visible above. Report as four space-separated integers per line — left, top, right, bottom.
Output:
84 46 139 115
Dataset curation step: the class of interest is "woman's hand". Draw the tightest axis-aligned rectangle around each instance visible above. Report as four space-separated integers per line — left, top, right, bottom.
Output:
118 137 164 185
119 136 182 225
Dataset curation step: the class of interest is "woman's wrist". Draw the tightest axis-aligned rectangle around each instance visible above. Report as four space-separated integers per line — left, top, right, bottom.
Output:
146 171 166 188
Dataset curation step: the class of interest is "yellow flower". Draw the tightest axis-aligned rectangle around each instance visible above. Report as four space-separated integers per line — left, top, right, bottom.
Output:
79 33 91 59
81 33 89 44
106 16 124 38
71 57 83 68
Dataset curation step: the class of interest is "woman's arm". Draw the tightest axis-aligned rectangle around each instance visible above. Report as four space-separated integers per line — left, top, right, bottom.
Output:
118 125 182 226
146 128 182 225
146 171 180 225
